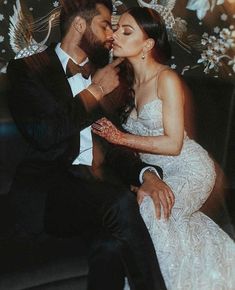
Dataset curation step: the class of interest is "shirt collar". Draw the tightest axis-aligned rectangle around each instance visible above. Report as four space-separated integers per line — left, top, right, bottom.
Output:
55 43 89 73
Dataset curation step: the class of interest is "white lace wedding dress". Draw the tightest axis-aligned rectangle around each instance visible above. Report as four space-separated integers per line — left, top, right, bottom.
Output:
123 98 235 290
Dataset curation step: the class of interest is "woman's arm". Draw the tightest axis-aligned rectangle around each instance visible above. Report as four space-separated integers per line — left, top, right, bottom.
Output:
92 70 185 156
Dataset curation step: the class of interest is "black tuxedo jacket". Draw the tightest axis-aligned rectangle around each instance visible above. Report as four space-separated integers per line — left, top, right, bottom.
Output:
7 44 163 186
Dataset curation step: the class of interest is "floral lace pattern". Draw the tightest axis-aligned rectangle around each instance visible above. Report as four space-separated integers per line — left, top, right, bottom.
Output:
123 99 235 290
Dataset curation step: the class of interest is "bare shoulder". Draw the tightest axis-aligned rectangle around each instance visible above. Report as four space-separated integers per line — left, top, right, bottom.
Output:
159 67 181 85
157 67 184 100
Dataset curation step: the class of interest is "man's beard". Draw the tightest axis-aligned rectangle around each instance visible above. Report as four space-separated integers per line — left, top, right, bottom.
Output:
80 27 110 69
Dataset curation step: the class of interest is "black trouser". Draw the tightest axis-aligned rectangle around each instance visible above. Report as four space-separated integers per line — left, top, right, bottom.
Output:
44 168 166 290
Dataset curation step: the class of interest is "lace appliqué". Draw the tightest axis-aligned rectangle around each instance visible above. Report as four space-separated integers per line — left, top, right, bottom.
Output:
123 98 235 290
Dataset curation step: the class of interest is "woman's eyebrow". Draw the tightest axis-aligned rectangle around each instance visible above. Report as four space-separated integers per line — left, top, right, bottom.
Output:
117 24 135 30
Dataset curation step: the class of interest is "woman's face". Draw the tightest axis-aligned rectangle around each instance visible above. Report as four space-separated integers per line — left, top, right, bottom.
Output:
113 12 147 59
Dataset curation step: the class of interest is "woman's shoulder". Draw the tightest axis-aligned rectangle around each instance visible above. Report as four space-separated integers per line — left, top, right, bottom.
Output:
156 66 184 100
157 65 178 78
157 65 182 86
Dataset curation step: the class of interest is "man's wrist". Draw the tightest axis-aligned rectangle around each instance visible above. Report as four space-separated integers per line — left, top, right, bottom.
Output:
139 166 161 184
87 83 104 100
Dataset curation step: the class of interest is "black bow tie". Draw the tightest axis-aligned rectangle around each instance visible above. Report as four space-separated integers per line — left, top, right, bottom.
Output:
66 58 92 79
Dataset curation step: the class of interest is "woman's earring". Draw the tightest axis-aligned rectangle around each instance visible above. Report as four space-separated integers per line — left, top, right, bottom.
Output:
142 52 145 60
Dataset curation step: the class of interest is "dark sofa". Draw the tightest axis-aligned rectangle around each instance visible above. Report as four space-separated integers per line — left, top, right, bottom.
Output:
0 72 234 290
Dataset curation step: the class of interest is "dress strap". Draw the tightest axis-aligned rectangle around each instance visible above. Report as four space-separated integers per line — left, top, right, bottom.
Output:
155 65 170 99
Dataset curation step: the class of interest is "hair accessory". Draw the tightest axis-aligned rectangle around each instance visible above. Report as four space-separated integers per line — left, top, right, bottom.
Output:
136 0 188 43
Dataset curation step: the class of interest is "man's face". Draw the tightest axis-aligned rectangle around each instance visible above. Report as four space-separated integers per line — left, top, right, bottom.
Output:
80 4 113 68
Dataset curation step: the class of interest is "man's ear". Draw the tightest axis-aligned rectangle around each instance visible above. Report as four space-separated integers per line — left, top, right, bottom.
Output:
73 16 87 34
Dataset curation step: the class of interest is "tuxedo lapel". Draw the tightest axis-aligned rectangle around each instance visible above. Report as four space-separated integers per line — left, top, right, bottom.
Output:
33 44 81 162
34 44 73 103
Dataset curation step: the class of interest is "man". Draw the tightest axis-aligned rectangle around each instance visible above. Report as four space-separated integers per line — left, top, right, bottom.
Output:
7 0 174 289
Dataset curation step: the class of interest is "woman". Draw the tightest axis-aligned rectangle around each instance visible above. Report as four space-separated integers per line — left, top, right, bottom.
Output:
92 7 235 290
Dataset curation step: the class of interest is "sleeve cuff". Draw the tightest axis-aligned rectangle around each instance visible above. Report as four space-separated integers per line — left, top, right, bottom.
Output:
139 166 161 184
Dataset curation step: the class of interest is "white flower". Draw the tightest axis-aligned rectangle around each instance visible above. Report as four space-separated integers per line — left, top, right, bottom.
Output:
220 13 228 21
0 14 4 21
170 64 177 69
214 26 220 34
0 36 4 43
220 28 230 37
1 49 6 53
29 7 33 11
53 1 59 7
3 0 7 4
202 32 209 38
209 35 216 42
201 39 207 45
213 43 221 51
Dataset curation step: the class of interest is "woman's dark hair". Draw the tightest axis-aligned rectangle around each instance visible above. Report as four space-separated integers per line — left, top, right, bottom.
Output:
59 0 113 38
119 7 171 123
128 7 171 63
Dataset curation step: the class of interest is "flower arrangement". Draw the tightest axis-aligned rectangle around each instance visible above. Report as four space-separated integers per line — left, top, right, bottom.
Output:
197 27 235 74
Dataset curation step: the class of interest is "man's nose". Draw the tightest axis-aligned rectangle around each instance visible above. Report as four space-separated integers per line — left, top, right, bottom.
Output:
106 26 113 39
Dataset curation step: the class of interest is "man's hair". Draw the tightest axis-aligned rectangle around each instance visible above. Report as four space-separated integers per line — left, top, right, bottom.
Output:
59 0 113 37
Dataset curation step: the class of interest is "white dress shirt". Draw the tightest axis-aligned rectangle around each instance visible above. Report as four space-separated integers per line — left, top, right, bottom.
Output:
55 43 93 166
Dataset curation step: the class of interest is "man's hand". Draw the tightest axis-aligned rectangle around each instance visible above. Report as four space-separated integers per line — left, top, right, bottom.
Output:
88 58 124 100
134 171 175 220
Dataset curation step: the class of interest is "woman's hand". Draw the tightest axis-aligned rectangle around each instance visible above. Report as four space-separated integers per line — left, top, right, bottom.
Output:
92 117 124 145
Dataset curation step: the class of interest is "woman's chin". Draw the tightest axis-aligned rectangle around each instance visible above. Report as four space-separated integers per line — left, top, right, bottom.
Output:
113 51 123 58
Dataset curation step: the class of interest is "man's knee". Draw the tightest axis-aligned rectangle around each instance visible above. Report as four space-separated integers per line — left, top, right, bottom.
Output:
103 190 139 231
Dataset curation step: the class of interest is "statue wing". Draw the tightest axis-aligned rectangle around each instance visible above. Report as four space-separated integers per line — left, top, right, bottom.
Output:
8 0 34 54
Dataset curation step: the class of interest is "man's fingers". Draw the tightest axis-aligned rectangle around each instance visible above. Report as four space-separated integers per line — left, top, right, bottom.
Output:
159 193 169 219
137 188 147 205
137 194 144 205
168 189 175 206
110 57 124 67
131 185 139 193
152 193 161 219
